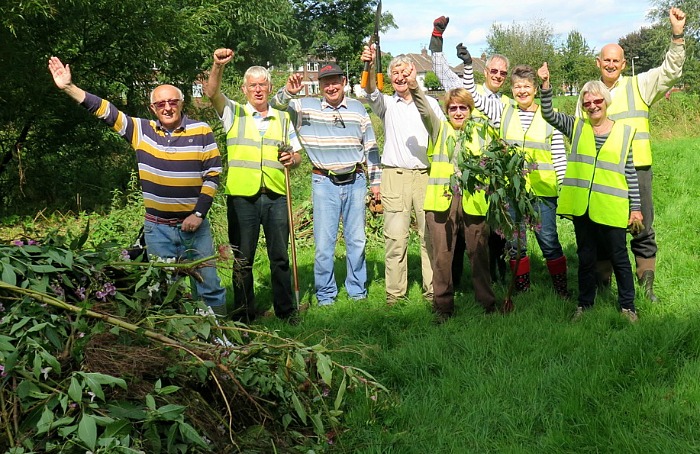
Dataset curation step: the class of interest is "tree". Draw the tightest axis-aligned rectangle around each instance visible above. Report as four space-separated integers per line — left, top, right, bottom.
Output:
423 71 442 91
485 19 559 92
0 0 385 215
558 30 599 94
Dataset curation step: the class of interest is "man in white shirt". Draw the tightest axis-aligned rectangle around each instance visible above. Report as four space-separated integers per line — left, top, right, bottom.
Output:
361 45 446 304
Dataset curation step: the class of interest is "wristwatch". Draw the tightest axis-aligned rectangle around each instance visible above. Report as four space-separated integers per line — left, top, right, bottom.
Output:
194 211 203 219
672 32 684 39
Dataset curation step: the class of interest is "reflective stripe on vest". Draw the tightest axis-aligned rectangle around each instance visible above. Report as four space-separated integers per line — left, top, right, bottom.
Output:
606 76 651 167
500 105 558 197
424 121 488 215
225 104 288 196
557 119 635 228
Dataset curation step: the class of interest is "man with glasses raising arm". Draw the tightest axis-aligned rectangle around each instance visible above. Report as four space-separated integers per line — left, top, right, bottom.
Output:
48 56 227 316
271 63 381 307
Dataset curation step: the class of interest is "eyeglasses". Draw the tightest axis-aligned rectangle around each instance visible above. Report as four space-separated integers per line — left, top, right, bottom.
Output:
448 105 469 113
152 99 182 109
333 111 345 128
488 68 508 77
582 98 605 108
246 82 269 90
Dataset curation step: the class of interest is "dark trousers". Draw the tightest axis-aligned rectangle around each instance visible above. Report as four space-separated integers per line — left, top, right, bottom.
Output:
572 213 635 311
631 166 656 259
426 196 495 315
227 193 294 320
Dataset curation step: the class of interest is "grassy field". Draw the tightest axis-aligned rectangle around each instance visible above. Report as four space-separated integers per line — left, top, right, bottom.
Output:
250 132 700 452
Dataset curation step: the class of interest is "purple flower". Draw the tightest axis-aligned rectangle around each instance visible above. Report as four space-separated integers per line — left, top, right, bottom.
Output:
322 387 330 397
11 240 23 246
75 287 86 301
0 364 5 377
120 249 131 261
103 282 116 296
27 240 37 245
50 283 65 299
95 290 107 301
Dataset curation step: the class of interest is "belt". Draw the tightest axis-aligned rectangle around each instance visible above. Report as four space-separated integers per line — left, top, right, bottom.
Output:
312 166 363 176
145 213 184 226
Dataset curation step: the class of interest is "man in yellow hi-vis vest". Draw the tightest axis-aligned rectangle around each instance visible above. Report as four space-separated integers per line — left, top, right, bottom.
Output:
582 7 686 302
206 48 302 324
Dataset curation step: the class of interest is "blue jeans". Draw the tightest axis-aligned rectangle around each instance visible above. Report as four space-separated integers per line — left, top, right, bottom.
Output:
312 172 368 304
508 196 564 261
227 193 294 319
144 219 226 310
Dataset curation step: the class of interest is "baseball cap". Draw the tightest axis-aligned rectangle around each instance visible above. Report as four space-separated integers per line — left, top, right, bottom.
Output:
318 63 345 79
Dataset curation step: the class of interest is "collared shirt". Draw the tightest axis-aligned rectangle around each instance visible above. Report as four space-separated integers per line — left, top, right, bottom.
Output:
271 89 382 186
219 97 302 150
366 89 445 169
82 92 221 219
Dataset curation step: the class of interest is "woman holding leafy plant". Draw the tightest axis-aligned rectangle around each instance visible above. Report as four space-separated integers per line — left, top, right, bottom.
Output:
460 47 570 299
538 63 642 322
405 63 497 322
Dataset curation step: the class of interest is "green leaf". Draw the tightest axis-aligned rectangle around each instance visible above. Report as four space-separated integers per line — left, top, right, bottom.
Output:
84 372 127 389
334 376 347 411
102 419 133 439
316 352 333 386
68 377 83 402
156 404 185 421
146 394 156 411
0 335 15 352
178 422 209 448
36 407 55 435
291 392 307 424
1 262 17 286
310 412 325 436
78 414 97 451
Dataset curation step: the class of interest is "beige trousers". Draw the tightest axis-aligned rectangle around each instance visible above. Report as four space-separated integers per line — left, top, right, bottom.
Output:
380 168 433 299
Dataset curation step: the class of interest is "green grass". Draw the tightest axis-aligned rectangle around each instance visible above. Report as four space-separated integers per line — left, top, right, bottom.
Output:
248 134 700 452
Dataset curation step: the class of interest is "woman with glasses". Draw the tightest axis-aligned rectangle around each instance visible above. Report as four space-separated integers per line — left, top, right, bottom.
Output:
405 63 497 323
538 63 642 322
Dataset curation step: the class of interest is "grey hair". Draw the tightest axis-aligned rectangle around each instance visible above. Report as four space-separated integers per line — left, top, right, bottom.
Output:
485 54 509 70
243 66 272 86
580 80 612 106
149 85 184 103
388 54 414 74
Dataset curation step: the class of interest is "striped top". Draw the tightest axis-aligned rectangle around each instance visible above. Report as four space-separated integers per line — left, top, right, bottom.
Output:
271 89 381 186
463 65 568 185
82 92 221 219
539 88 640 211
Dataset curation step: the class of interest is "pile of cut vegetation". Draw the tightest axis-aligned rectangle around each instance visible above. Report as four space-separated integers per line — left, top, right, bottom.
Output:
0 229 386 453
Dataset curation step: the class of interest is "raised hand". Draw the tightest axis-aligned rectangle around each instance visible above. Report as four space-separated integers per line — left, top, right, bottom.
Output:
456 43 472 65
286 73 304 95
433 16 449 36
537 62 550 89
48 56 72 90
670 7 686 36
360 44 376 64
213 48 234 66
404 62 418 89
429 16 449 53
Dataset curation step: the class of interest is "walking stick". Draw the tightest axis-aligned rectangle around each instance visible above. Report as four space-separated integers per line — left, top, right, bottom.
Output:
282 119 301 307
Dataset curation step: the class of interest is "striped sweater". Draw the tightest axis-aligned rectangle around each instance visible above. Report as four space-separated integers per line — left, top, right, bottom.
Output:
82 92 222 219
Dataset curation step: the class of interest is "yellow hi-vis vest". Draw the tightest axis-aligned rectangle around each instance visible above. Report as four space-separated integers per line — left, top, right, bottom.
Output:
500 105 557 197
557 119 636 228
606 76 651 167
225 104 289 197
424 121 488 215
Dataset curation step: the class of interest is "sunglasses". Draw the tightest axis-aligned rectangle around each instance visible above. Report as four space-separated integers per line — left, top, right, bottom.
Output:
488 68 508 77
448 105 469 113
582 98 605 108
152 99 182 109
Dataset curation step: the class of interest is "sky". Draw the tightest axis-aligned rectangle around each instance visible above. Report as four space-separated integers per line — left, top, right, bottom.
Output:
379 0 658 65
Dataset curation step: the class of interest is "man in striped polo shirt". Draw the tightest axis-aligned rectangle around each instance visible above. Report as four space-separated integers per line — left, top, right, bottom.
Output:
48 56 227 315
272 63 381 306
